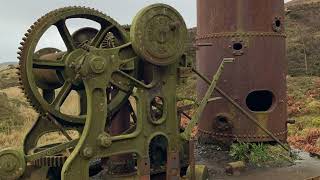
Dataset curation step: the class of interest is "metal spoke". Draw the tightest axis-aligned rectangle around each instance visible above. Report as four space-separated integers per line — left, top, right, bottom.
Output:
77 90 87 115
42 89 55 104
119 57 136 71
33 58 65 69
91 24 115 47
47 113 73 141
55 20 75 51
51 81 72 109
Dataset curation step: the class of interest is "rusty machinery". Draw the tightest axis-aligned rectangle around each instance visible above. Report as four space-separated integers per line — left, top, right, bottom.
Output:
0 4 235 180
196 0 288 143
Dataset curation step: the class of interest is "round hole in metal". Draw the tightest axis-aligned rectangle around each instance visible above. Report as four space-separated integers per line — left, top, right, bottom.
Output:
246 90 275 112
275 19 281 27
150 96 164 122
233 43 243 51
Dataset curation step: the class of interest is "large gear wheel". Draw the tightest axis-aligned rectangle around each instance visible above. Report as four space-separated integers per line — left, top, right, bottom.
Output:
17 7 137 124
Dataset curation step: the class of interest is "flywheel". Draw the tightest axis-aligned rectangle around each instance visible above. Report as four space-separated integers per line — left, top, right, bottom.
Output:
17 6 137 124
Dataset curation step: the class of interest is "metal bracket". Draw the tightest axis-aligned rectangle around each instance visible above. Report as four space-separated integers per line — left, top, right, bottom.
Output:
181 58 234 140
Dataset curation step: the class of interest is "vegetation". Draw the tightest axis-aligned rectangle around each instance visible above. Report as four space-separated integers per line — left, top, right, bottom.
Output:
229 143 295 167
0 90 37 148
286 2 320 76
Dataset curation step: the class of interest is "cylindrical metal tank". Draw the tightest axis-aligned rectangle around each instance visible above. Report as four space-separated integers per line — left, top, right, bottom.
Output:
197 0 287 142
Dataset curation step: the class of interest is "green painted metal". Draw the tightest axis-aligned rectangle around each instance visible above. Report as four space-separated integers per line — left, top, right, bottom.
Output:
17 7 135 125
0 149 26 179
181 58 234 141
186 165 209 180
131 4 187 66
0 4 223 180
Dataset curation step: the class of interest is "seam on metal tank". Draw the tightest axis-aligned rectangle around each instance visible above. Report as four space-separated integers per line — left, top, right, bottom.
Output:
196 32 286 40
198 129 288 139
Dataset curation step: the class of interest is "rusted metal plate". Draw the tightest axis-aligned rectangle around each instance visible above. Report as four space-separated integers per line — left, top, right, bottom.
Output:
166 151 180 180
197 0 287 142
102 103 135 175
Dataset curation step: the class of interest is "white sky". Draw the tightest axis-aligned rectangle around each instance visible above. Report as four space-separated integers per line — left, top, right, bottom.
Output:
0 0 293 62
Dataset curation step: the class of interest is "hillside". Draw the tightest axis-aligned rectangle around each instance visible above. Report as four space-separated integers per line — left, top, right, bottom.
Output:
286 0 320 6
286 1 320 76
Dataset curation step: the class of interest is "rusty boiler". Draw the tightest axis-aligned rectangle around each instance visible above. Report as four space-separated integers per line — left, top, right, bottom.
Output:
196 0 288 142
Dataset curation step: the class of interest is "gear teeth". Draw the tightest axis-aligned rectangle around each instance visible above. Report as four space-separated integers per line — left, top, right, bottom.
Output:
18 46 23 51
17 6 128 117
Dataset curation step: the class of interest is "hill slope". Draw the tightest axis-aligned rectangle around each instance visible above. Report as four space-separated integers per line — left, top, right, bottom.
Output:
286 0 320 6
286 1 320 76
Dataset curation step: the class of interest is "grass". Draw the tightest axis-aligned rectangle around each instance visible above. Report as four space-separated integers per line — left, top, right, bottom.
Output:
286 2 320 76
0 67 81 149
287 76 320 154
0 89 37 148
229 143 295 168
287 76 320 135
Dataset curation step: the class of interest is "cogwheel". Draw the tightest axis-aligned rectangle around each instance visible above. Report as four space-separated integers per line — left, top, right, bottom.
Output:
31 156 67 168
17 6 135 124
100 32 117 48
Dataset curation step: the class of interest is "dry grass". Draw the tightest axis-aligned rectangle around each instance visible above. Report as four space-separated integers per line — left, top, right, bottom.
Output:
0 87 25 99
0 90 37 148
60 90 81 116
286 0 320 6
0 85 81 149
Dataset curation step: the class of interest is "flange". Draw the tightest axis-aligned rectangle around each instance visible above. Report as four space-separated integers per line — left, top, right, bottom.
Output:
130 4 187 66
186 165 209 180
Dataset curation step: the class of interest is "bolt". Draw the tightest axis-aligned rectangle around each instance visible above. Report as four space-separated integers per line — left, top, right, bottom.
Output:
170 168 179 176
98 133 112 148
169 21 180 31
90 56 105 74
82 147 94 158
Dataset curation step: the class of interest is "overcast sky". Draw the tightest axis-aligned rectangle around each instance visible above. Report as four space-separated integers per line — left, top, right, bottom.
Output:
0 0 292 62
